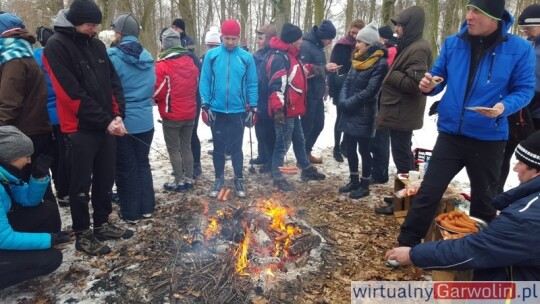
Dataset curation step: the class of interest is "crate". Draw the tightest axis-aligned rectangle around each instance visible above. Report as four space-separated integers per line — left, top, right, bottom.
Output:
413 148 432 170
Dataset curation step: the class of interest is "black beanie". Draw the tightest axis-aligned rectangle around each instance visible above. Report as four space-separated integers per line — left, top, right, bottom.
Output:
172 18 185 31
36 26 54 47
378 25 394 40
316 20 336 40
515 130 540 170
518 4 540 26
67 0 102 26
467 0 505 21
281 23 302 44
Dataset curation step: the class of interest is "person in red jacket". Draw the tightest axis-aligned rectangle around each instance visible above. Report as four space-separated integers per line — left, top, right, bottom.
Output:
154 28 200 192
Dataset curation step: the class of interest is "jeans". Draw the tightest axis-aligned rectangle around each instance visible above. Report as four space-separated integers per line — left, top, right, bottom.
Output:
344 134 372 178
301 98 325 154
272 117 310 180
370 128 390 182
116 129 155 221
389 129 415 173
163 119 194 183
212 112 245 178
398 133 505 247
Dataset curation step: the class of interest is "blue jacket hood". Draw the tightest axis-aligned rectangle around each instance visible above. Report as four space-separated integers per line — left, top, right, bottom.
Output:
108 36 154 70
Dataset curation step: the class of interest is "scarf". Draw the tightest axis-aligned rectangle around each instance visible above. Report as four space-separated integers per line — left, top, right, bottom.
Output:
351 48 384 71
158 45 189 60
0 37 33 64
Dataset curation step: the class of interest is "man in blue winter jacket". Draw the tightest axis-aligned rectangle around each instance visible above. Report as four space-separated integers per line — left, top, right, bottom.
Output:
199 19 258 199
386 130 540 281
397 0 535 247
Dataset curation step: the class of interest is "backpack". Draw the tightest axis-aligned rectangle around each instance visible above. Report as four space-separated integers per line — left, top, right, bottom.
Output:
259 50 290 117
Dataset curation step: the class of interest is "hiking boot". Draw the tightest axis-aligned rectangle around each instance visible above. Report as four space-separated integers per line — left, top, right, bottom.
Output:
259 163 271 173
249 156 266 165
308 153 323 164
333 147 344 163
94 223 134 241
57 195 70 207
163 181 181 191
193 163 202 179
209 177 225 198
375 202 394 215
383 196 394 205
339 175 360 193
182 183 193 191
349 178 370 199
118 212 139 225
75 229 111 256
234 177 246 198
370 177 389 185
301 166 326 181
274 179 295 192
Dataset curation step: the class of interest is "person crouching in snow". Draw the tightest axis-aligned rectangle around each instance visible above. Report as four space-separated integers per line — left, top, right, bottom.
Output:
0 126 64 289
337 23 388 199
154 28 199 193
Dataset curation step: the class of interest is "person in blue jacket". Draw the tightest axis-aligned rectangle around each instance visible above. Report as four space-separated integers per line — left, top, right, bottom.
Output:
199 19 258 199
386 130 540 281
0 125 63 289
108 13 156 224
397 0 535 247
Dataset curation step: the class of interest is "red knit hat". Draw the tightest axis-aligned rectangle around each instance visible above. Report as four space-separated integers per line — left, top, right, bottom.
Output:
221 19 240 37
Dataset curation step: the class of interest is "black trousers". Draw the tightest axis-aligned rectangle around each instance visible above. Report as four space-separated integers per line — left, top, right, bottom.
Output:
301 98 325 154
212 113 245 178
65 132 116 231
50 125 70 198
21 132 56 202
497 138 519 194
370 128 390 182
344 134 372 178
1 200 62 290
258 118 275 165
334 104 344 149
191 105 201 165
398 133 505 247
389 129 414 173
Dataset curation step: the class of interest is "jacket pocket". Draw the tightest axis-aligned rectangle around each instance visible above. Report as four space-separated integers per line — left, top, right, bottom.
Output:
79 60 100 91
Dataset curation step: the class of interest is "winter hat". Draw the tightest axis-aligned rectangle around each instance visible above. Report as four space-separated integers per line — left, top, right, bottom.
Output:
161 28 180 50
256 24 277 37
518 4 540 26
111 13 140 37
221 19 241 37
0 13 24 35
356 22 380 45
0 125 34 162
281 23 302 44
467 0 505 21
172 18 185 31
378 25 394 40
66 0 102 26
316 20 336 40
36 26 54 47
205 26 221 45
515 130 540 170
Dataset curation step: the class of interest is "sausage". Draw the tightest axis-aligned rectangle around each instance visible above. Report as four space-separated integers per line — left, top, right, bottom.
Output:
222 189 232 201
441 219 472 233
217 188 226 201
436 212 448 223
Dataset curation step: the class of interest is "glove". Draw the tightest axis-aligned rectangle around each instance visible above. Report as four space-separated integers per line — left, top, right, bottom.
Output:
50 231 71 246
32 154 53 179
244 108 258 128
274 109 285 125
201 105 216 126
428 100 440 116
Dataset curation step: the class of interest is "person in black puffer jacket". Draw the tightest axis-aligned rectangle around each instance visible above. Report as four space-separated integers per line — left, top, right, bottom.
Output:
337 23 388 200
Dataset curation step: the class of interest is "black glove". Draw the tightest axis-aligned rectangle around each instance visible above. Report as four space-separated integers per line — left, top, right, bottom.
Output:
274 109 285 125
429 100 440 116
244 107 258 128
32 154 53 179
201 105 216 126
50 231 71 246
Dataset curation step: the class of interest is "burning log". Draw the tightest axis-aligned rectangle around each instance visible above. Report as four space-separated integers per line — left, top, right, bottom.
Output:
221 220 245 243
288 233 321 256
251 256 280 266
191 215 208 249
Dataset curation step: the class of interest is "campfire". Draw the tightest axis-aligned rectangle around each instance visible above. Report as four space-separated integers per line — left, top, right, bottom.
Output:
185 197 324 296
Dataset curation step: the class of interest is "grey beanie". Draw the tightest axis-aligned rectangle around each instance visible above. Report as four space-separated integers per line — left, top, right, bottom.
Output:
0 125 33 162
356 22 380 45
161 28 180 50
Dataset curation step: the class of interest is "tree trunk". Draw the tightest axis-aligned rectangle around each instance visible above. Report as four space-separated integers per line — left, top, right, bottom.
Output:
303 0 313 32
419 0 439 57
345 0 354 29
272 0 291 35
239 0 248 46
368 0 376 23
381 0 397 26
139 0 156 57
314 0 323 25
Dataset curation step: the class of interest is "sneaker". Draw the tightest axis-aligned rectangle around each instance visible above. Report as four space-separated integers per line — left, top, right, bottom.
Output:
307 153 323 164
57 195 70 207
273 179 294 192
94 223 134 241
375 203 394 215
349 187 370 199
249 157 266 165
338 181 360 193
75 229 111 256
193 163 202 179
118 212 140 225
142 213 153 219
301 166 326 181
164 181 182 191
182 183 193 191
234 177 246 198
209 177 225 198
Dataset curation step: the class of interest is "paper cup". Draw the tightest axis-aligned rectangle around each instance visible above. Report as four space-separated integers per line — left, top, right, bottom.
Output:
408 170 420 181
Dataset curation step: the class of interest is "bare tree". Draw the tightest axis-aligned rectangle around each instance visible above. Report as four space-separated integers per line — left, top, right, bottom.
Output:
381 0 396 26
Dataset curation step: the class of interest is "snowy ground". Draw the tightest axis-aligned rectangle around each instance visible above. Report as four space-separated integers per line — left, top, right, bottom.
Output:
0 94 519 302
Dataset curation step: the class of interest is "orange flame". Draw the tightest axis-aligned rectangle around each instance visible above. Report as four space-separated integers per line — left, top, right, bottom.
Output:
204 218 219 239
235 222 250 275
266 268 275 277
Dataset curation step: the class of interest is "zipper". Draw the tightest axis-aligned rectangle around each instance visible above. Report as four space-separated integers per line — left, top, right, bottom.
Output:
226 52 230 113
487 51 495 84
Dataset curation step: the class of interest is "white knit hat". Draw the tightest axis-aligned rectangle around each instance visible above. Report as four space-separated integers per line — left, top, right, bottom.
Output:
356 22 379 45
205 26 221 46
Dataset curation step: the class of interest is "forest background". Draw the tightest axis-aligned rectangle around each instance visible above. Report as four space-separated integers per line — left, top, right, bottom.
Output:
0 0 536 58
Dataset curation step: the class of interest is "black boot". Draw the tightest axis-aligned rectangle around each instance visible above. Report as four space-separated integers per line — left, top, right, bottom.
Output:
333 146 344 163
339 174 360 193
349 178 370 199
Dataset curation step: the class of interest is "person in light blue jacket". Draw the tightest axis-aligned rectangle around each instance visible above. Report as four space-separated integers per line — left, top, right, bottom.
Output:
108 13 156 224
199 19 258 199
0 125 62 289
396 0 535 248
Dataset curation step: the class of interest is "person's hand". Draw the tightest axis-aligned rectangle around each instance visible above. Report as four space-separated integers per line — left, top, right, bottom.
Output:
31 154 53 179
476 102 504 118
201 105 216 126
419 73 443 93
274 109 285 125
326 62 341 72
311 65 326 76
107 117 127 136
50 231 71 246
385 247 413 266
245 107 258 128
